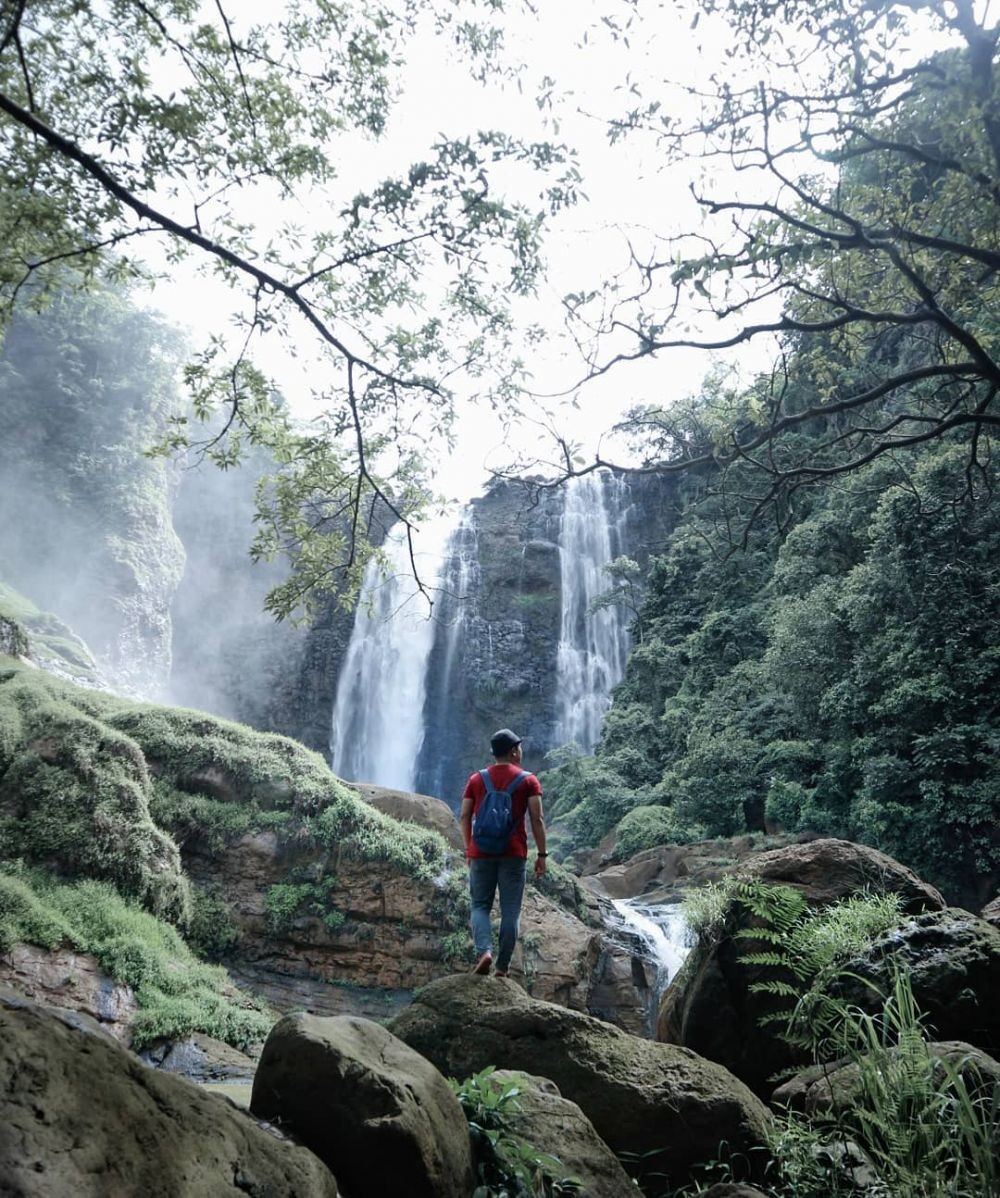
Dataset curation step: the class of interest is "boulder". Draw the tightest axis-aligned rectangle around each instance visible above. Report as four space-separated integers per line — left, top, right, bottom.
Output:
349 782 464 850
581 836 766 901
773 1041 1000 1116
658 840 948 1093
486 1070 635 1198
982 895 1000 930
0 990 338 1197
388 974 770 1194
735 838 945 912
250 1012 473 1198
836 909 1000 1056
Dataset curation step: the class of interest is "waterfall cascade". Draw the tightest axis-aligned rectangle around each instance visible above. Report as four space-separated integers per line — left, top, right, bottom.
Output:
604 899 691 1033
329 515 457 791
414 510 480 800
555 472 632 752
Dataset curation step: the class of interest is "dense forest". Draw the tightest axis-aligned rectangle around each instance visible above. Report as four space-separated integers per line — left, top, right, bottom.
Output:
2 1 1000 1196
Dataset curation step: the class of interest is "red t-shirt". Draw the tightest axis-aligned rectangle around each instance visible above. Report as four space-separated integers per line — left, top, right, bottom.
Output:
463 763 542 859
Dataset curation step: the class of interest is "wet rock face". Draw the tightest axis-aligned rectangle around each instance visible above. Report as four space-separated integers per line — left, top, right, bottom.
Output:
0 991 339 1198
0 946 136 1042
251 1013 473 1198
183 827 646 1032
388 974 771 1196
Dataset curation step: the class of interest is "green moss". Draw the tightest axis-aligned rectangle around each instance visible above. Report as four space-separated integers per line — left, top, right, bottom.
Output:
0 865 271 1050
0 659 451 936
0 665 190 923
0 582 101 685
186 888 241 961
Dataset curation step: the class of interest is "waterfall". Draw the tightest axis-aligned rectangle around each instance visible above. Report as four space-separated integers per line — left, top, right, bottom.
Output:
604 899 691 1033
329 514 457 791
414 509 480 800
555 472 632 752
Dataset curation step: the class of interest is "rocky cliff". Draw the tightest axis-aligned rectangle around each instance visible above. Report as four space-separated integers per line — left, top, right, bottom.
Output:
0 289 186 698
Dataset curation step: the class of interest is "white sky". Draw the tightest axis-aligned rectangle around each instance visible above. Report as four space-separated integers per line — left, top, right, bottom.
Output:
142 0 962 504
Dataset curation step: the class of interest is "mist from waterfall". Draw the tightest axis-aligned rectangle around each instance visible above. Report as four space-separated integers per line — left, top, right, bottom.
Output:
555 472 632 752
329 514 458 791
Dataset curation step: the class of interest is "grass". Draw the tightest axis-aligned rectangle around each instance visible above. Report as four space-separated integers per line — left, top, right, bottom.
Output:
0 864 272 1051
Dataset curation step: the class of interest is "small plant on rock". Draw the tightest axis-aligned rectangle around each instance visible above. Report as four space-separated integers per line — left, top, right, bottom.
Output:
451 1067 584 1197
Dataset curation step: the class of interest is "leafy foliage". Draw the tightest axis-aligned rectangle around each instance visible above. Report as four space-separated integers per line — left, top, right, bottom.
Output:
703 884 1000 1198
0 0 582 612
450 1067 584 1197
578 435 1000 902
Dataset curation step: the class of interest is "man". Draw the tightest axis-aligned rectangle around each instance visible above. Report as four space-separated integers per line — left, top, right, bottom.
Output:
459 727 548 977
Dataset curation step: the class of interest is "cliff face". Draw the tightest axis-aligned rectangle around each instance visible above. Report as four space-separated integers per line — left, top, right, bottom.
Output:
0 290 186 697
409 474 681 807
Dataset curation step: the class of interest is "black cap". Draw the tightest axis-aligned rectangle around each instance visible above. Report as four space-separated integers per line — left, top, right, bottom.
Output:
490 728 522 756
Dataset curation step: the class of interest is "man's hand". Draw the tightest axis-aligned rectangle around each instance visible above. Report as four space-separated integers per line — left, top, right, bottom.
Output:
534 855 547 878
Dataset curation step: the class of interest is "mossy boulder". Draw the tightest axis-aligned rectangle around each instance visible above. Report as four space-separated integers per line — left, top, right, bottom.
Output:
251 1012 473 1198
658 840 948 1093
0 990 338 1197
734 838 945 912
389 974 771 1194
485 1070 635 1198
0 666 188 922
835 909 1000 1056
772 1041 1000 1115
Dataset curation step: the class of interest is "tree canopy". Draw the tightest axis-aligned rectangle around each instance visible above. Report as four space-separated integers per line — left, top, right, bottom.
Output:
0 0 581 612
553 0 999 540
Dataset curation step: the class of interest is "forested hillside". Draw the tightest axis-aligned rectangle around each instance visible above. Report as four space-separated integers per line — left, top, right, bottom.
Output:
543 33 1000 908
547 439 999 905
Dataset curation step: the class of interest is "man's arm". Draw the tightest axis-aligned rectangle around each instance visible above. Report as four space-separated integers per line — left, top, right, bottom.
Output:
459 795 473 857
527 792 547 876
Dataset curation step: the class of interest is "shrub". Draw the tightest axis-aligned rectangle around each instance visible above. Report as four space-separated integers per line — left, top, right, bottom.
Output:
615 804 704 859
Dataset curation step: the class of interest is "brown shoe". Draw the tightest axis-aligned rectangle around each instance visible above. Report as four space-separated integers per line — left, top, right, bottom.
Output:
472 951 492 976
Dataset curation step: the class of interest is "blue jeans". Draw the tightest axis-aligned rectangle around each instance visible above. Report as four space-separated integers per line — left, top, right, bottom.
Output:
469 856 527 972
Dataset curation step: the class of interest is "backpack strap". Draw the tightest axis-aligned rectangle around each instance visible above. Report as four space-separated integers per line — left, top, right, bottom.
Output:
478 768 496 795
500 769 529 799
479 768 528 799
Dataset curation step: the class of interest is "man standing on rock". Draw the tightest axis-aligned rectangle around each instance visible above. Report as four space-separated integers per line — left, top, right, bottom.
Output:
459 728 548 977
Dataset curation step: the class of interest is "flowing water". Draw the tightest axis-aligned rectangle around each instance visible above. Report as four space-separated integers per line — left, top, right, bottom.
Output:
555 472 632 752
604 898 691 1033
414 510 480 800
329 514 458 791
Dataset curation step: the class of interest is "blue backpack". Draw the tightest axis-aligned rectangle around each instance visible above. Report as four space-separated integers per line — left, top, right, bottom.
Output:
471 768 529 855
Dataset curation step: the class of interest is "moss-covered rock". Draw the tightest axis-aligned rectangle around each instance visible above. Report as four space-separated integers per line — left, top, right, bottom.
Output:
389 974 771 1194
0 867 272 1051
836 909 1000 1057
0 665 188 921
0 991 339 1197
0 581 103 688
